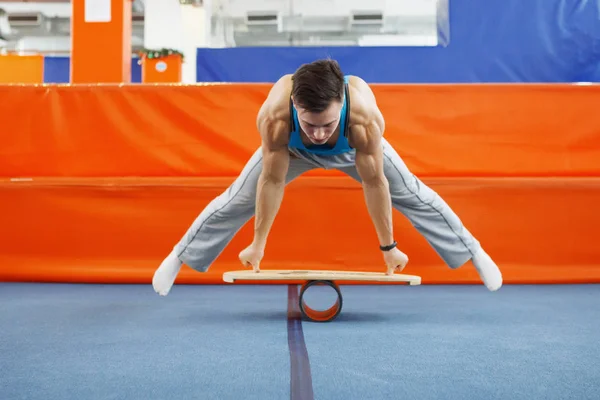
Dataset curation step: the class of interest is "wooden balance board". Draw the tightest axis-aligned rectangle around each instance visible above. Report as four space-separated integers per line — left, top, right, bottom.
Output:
223 270 421 322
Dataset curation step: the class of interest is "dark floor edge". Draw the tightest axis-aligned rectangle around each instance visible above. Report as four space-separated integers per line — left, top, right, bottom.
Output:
287 284 315 400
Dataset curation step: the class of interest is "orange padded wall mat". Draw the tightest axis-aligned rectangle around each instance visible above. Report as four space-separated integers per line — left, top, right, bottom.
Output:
1 84 599 178
0 83 599 284
1 177 599 284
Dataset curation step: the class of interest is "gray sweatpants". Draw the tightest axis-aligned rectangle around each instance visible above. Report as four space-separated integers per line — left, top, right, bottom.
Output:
174 138 481 271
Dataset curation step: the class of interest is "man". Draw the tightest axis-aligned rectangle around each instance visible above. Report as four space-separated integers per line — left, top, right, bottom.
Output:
152 59 502 296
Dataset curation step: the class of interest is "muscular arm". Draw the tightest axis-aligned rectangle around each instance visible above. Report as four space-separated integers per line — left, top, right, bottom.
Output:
252 118 290 250
355 128 394 247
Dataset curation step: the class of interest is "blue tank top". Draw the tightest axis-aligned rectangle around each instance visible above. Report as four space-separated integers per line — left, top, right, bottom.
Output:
288 75 353 155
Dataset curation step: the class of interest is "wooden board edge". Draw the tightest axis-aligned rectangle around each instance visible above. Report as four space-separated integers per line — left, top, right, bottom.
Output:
222 270 422 285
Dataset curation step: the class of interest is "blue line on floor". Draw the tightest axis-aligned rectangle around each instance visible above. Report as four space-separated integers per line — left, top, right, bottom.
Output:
287 284 314 400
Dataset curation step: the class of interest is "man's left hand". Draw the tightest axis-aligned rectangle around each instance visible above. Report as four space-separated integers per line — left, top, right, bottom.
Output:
383 247 409 275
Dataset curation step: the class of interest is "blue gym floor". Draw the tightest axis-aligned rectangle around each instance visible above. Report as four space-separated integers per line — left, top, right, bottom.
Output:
1 282 599 399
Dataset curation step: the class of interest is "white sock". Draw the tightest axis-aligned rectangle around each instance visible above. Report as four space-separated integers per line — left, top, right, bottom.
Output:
472 248 503 291
152 250 183 296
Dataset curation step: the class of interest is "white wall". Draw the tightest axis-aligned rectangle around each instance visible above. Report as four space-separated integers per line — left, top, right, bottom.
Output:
0 2 71 17
217 0 437 17
144 0 207 83
210 0 441 47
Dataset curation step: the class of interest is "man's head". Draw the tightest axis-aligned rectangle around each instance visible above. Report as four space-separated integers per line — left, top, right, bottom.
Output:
291 59 345 145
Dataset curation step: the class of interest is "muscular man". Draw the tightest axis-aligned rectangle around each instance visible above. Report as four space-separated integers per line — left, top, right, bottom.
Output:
152 59 502 296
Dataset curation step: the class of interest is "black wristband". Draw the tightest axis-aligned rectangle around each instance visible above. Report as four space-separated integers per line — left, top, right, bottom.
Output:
379 241 397 251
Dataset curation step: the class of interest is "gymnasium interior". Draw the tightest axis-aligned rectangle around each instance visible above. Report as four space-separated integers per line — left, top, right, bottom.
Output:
1 1 599 399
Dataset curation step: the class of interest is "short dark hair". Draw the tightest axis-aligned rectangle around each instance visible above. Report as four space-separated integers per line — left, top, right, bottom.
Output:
291 58 345 113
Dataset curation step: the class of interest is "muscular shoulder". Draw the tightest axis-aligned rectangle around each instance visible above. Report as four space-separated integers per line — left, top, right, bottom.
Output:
257 74 293 149
347 76 385 152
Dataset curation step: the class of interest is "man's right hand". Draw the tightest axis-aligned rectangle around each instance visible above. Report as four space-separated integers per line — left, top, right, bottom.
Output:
246 76 292 274
238 243 265 272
